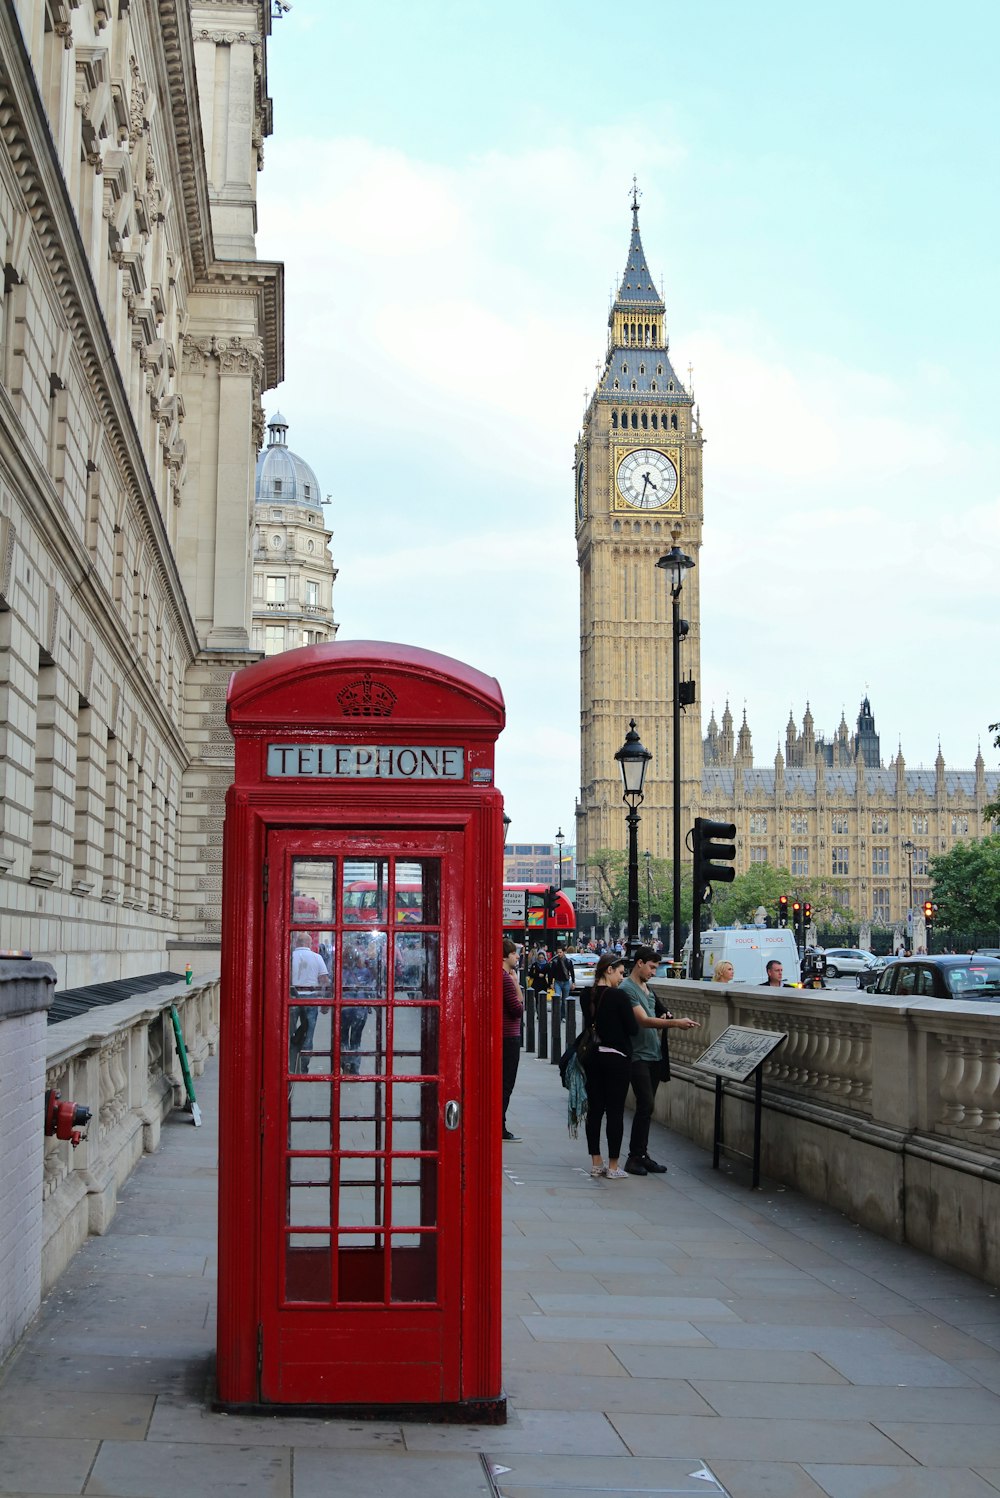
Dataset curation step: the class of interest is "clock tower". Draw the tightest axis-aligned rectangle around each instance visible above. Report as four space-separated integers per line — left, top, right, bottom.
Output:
574 194 705 913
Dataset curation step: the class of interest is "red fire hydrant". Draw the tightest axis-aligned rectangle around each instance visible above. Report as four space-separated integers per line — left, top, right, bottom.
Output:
44 1089 91 1148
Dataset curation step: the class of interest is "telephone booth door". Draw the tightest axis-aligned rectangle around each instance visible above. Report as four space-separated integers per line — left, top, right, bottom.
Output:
260 827 464 1405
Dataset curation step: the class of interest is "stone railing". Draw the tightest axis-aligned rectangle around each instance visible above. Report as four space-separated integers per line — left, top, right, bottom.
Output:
42 975 220 1294
649 979 1000 1284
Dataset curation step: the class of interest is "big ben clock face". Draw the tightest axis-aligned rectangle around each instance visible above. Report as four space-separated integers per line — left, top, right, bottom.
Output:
614 448 679 510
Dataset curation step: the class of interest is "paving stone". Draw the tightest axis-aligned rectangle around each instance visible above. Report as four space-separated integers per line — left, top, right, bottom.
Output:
84 1439 290 1497
506 1371 716 1415
0 1435 97 1493
402 1408 629 1455
148 1398 404 1448
292 1447 492 1498
705 1460 833 1496
611 1346 848 1384
521 1315 710 1346
814 1348 979 1387
531 1293 740 1321
872 1422 1000 1467
690 1378 1000 1422
606 1413 917 1464
0 1385 153 1440
802 1465 1000 1496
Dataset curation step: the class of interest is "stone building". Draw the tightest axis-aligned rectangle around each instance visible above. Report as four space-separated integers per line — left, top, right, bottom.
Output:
575 204 999 929
0 2 282 987
252 413 337 656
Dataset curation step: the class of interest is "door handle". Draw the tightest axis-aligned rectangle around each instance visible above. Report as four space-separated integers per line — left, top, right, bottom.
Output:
444 1100 460 1130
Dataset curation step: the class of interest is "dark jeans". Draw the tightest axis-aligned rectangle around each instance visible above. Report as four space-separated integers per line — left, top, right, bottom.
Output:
502 1036 521 1127
628 1058 661 1161
584 1051 631 1160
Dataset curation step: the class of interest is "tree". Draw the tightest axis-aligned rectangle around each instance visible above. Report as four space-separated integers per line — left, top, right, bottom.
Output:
708 865 854 928
986 720 1000 824
929 835 1000 930
585 849 692 928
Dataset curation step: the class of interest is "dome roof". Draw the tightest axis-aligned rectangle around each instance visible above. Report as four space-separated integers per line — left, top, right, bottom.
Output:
255 413 323 507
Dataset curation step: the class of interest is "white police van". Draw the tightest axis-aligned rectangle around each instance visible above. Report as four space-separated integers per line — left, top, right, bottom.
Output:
696 928 801 986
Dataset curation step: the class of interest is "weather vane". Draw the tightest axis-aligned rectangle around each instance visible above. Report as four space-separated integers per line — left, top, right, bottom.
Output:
630 176 642 212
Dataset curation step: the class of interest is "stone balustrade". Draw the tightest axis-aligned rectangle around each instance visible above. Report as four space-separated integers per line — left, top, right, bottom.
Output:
651 979 1000 1283
42 976 220 1294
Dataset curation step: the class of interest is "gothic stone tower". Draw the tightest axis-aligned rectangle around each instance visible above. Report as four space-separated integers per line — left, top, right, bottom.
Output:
575 197 705 909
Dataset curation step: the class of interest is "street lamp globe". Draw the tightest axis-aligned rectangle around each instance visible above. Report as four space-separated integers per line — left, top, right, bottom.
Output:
656 538 695 596
615 720 652 806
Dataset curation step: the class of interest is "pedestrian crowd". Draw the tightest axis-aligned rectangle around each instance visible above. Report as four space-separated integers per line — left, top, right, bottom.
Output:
501 938 700 1180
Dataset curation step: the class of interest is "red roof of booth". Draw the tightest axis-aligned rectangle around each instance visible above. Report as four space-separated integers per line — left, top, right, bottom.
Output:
227 640 505 730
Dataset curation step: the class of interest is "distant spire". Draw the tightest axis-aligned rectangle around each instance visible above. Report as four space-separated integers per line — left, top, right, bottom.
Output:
613 184 664 309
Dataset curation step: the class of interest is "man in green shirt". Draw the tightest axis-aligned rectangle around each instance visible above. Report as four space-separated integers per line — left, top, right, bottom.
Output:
620 946 700 1176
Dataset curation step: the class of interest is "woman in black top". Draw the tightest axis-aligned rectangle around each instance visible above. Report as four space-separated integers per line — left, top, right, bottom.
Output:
582 955 638 1178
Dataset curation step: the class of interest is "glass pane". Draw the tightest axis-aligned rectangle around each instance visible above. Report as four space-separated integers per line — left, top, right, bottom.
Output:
286 1234 331 1302
337 1081 385 1153
287 1183 331 1229
289 1004 333 1075
287 1080 332 1152
290 932 333 996
390 1239 437 1302
391 1160 437 1227
339 1172 385 1229
289 1157 330 1185
339 1003 378 1076
394 860 440 926
391 1005 439 1076
343 859 388 924
342 931 387 1003
395 933 439 1001
392 1081 437 1152
291 860 336 924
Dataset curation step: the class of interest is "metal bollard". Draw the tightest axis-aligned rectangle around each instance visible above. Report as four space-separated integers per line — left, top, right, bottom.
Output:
537 992 548 1059
550 993 561 1063
525 990 536 1051
565 995 577 1047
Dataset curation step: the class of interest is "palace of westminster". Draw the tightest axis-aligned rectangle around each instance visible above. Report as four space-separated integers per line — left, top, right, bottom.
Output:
0 2 995 990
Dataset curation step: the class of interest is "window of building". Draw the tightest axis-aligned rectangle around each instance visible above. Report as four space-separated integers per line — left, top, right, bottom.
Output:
791 846 809 877
306 581 319 607
273 481 282 494
872 846 890 876
749 813 767 834
266 576 286 604
304 484 311 497
270 509 283 520
913 846 929 875
834 887 852 909
749 846 768 864
872 887 891 924
952 815 969 835
871 814 889 834
913 886 931 909
264 626 284 656
671 414 678 429
831 813 849 835
790 814 808 835
832 847 849 876
912 814 929 835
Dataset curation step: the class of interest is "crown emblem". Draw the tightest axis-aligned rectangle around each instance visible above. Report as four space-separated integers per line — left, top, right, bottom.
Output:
336 674 397 717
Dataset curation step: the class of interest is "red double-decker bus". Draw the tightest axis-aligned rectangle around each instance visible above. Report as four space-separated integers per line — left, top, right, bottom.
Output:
502 884 575 945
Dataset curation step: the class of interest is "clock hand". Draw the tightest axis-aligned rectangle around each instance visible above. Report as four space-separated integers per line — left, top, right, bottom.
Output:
640 473 651 497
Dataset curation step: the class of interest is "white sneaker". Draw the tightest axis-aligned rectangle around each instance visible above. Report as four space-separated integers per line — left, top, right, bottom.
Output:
590 1163 607 1177
606 1166 628 1179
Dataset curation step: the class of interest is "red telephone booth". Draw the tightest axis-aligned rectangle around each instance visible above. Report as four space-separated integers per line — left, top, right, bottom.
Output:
216 641 506 1420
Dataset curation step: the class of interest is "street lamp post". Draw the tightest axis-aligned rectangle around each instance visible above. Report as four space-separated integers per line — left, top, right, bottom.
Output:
615 720 652 960
902 837 914 939
555 826 565 890
644 849 652 939
656 533 695 976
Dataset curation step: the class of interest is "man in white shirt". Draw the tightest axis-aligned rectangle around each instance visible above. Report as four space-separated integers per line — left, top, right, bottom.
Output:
290 933 329 1073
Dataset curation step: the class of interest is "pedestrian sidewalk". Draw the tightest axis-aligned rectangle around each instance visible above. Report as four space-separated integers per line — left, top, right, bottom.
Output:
4 1050 1000 1498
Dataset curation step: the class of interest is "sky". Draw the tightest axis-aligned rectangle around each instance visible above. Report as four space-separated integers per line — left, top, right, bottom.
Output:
255 0 1000 841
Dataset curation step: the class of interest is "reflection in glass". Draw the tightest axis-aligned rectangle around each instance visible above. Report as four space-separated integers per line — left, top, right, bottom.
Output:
391 1005 438 1076
395 932 439 1001
339 1003 375 1076
391 1160 437 1228
289 1005 333 1075
339 1174 384 1229
395 860 441 925
391 1081 437 1153
337 1082 385 1154
343 859 388 924
290 860 336 924
342 930 386 1003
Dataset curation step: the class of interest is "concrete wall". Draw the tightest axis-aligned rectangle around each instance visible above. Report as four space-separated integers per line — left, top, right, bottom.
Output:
650 979 1000 1285
0 960 54 1365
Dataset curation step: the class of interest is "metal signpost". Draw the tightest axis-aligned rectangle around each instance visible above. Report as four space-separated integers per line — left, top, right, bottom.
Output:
693 1025 787 1188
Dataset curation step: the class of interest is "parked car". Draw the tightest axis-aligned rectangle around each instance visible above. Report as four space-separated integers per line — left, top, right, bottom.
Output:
820 947 878 979
864 954 1000 1001
567 953 600 993
974 949 1000 960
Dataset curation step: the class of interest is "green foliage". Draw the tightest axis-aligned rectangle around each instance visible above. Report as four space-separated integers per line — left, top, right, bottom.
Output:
929 834 1000 930
585 849 692 925
709 865 854 928
986 720 1000 823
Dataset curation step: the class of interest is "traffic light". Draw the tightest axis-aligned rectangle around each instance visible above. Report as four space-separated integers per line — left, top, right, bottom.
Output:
803 901 812 925
922 899 934 923
778 894 789 927
544 886 559 921
693 818 737 896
